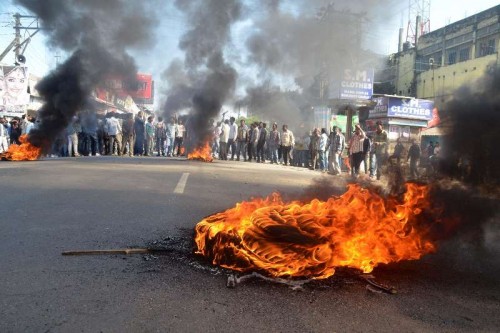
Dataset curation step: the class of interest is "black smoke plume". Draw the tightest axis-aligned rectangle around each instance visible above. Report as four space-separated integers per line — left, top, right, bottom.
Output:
440 67 500 187
163 0 241 147
15 0 157 152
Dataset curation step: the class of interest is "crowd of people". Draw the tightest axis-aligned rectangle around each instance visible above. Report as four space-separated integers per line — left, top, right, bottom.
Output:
0 114 35 152
0 111 188 158
0 111 442 181
209 117 404 179
65 111 188 158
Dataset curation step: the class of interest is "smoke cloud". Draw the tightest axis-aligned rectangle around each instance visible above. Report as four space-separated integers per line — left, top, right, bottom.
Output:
440 67 500 187
16 0 157 151
162 0 241 147
162 1 395 137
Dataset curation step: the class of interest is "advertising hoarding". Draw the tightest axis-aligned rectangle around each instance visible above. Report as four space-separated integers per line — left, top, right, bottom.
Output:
339 68 374 100
0 66 29 117
387 97 433 120
102 73 154 104
369 96 434 121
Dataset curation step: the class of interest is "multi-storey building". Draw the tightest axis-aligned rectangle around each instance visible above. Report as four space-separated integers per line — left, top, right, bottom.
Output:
393 4 499 107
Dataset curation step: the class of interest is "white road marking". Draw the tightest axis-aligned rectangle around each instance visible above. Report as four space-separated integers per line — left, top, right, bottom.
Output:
173 173 190 194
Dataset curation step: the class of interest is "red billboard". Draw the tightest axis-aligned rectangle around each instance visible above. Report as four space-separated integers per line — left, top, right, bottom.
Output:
132 73 153 100
100 73 154 105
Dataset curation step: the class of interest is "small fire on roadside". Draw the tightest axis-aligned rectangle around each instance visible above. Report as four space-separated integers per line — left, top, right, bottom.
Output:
195 183 439 279
0 135 42 161
188 142 213 162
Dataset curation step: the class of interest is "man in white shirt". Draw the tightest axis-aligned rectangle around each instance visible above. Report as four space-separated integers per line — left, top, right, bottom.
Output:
106 114 122 156
0 117 9 153
174 119 186 156
280 124 295 166
219 119 230 160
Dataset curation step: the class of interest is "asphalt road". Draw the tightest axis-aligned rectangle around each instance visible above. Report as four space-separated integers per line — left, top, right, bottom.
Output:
1 156 499 332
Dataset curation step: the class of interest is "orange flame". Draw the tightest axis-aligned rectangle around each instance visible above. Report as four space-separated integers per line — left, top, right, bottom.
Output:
1 135 42 161
188 142 213 162
195 183 437 279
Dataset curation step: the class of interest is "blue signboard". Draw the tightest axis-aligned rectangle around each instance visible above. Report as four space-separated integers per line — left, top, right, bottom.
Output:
387 97 434 120
339 68 374 100
369 96 434 121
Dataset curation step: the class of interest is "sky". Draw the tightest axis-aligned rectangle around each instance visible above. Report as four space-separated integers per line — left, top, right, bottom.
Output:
0 0 498 107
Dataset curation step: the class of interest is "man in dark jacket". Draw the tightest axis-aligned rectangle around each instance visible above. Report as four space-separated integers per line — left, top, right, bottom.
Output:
122 113 135 156
407 139 421 179
391 138 405 165
256 122 267 163
134 111 145 156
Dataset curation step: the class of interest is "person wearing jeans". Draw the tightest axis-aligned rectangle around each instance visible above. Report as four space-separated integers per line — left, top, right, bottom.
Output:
66 119 80 157
348 124 366 176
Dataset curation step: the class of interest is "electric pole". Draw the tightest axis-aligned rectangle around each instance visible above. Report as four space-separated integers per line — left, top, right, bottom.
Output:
14 13 21 59
0 13 42 64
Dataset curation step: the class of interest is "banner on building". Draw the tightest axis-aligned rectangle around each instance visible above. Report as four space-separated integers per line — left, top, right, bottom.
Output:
102 73 154 105
0 66 29 117
387 97 434 120
339 68 374 100
370 96 434 121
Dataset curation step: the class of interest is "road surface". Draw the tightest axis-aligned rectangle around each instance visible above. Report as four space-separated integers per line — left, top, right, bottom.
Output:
1 156 499 332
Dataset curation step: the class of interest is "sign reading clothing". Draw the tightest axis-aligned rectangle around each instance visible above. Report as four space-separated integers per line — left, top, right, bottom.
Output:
387 97 434 120
370 96 434 121
340 68 374 100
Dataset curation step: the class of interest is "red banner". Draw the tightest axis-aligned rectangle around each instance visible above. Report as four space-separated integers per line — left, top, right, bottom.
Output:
132 73 153 100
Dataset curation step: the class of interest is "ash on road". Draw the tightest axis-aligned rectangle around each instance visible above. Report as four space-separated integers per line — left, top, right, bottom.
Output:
1 157 499 332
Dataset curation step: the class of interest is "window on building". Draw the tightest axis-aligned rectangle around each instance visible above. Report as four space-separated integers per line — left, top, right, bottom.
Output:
488 39 495 54
478 39 496 57
448 51 457 65
459 47 470 62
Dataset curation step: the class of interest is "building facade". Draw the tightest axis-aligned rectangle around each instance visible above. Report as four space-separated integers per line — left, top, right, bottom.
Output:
393 5 500 107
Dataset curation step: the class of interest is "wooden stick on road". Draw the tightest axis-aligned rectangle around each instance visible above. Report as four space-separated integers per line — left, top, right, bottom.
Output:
61 248 171 256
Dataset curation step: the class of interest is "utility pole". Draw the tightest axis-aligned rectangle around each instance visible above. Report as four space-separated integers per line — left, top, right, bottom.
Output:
0 13 42 64
14 13 21 59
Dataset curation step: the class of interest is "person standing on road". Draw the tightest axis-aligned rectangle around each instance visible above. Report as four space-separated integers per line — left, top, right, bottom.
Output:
174 119 186 156
309 128 320 170
319 128 328 172
134 111 145 156
155 117 167 157
165 117 177 157
247 122 259 162
219 119 230 160
121 113 135 157
327 126 345 175
22 115 34 135
236 119 248 161
280 124 294 166
373 121 389 180
9 120 21 145
145 116 155 156
348 124 366 177
256 122 267 163
362 135 372 175
391 138 404 165
212 121 222 158
0 117 9 153
66 117 80 157
407 138 421 179
268 123 280 164
106 113 122 156
227 116 238 160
